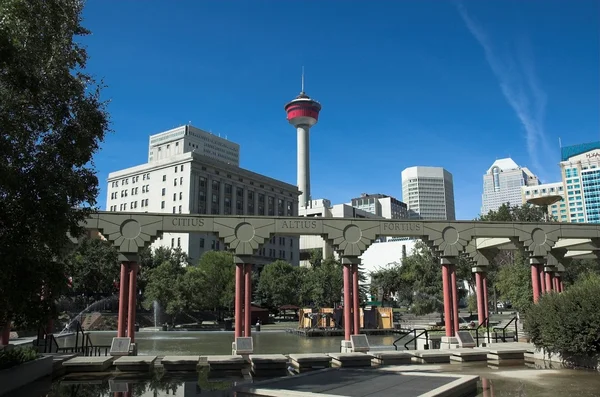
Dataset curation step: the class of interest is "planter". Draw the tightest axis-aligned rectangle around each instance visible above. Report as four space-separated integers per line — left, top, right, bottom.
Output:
0 355 53 395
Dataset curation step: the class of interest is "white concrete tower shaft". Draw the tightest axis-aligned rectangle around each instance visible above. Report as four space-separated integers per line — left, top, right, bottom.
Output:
296 124 311 208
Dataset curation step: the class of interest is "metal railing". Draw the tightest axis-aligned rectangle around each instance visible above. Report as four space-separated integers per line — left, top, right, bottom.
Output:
475 316 491 347
36 326 59 353
403 328 429 351
392 329 411 351
493 316 518 343
392 328 429 351
35 322 110 356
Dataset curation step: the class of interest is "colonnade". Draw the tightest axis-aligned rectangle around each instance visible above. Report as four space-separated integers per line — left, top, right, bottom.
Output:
234 261 253 338
530 257 563 303
117 262 139 342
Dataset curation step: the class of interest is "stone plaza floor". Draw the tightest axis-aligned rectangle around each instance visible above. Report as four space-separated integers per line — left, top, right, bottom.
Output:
233 367 478 396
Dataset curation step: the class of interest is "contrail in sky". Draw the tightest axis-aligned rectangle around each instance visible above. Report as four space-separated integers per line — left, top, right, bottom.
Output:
457 3 552 176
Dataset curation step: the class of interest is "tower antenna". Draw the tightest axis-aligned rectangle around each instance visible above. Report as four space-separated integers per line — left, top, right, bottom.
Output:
301 66 305 94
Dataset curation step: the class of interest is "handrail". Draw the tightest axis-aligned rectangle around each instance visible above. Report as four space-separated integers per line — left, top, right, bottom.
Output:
36 325 59 353
404 328 429 351
493 316 518 343
475 316 491 347
392 329 411 351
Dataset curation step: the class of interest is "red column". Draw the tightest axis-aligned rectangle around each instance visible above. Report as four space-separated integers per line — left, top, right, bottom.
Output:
117 263 130 338
441 263 453 337
482 273 489 321
1 324 10 345
540 268 546 294
234 263 243 338
545 272 552 293
559 280 564 292
475 272 484 325
343 264 352 340
244 264 252 337
352 264 360 335
450 265 460 335
531 264 540 303
553 275 559 292
127 263 138 343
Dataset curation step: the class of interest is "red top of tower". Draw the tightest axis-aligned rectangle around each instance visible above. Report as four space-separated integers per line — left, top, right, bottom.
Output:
284 91 321 127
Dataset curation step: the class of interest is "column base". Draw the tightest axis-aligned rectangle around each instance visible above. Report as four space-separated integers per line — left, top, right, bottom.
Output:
340 340 353 353
440 336 459 350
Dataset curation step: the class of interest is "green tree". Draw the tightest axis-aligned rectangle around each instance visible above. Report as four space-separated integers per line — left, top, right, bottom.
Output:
256 260 298 312
478 203 546 222
64 238 120 298
495 251 533 311
562 258 600 287
311 256 343 308
195 251 235 317
142 261 186 323
0 0 109 327
400 241 444 315
295 266 315 307
138 247 189 301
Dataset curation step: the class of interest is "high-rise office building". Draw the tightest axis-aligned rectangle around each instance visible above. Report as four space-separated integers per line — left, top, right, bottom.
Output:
106 125 300 265
481 158 539 215
401 166 456 220
350 193 408 219
560 141 600 223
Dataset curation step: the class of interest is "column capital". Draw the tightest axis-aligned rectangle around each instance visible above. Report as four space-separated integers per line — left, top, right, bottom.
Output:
544 266 558 273
440 256 457 265
119 253 139 262
340 256 361 265
234 255 253 264
529 256 546 265
471 266 487 274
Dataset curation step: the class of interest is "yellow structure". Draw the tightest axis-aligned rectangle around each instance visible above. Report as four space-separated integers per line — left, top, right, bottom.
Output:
298 307 393 330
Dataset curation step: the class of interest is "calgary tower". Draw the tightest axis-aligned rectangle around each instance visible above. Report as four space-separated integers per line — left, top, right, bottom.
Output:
284 71 322 209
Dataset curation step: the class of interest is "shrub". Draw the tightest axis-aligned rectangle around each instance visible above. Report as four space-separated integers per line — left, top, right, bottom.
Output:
524 274 600 366
0 346 40 370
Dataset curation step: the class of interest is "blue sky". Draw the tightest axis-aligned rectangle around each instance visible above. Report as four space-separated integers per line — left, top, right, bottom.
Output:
81 0 599 220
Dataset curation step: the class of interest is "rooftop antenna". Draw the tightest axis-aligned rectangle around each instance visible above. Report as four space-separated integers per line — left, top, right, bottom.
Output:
301 66 305 94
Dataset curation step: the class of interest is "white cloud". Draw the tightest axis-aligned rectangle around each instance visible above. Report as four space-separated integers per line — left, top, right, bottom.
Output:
457 3 552 178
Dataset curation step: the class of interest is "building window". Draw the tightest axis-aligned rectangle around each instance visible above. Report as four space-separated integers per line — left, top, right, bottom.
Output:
178 205 182 213
161 201 165 209
173 193 177 201
180 165 184 171
258 193 265 215
200 238 205 248
163 175 166 181
179 192 183 200
180 177 183 185
173 207 176 214
162 188 166 196
174 179 177 186
268 196 275 216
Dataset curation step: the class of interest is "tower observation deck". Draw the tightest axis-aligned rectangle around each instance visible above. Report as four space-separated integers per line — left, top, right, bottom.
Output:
284 84 321 209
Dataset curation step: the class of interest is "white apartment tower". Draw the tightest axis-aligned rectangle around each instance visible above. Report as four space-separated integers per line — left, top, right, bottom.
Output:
481 158 539 215
106 125 300 266
401 166 456 221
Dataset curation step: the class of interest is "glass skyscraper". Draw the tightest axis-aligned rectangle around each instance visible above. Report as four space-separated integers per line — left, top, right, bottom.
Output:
560 141 600 223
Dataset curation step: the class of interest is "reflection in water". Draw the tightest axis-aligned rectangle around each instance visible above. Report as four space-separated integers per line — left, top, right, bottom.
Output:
84 330 406 356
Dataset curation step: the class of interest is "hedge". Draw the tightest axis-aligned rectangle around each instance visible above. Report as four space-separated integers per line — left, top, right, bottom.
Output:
0 346 40 370
524 273 600 366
